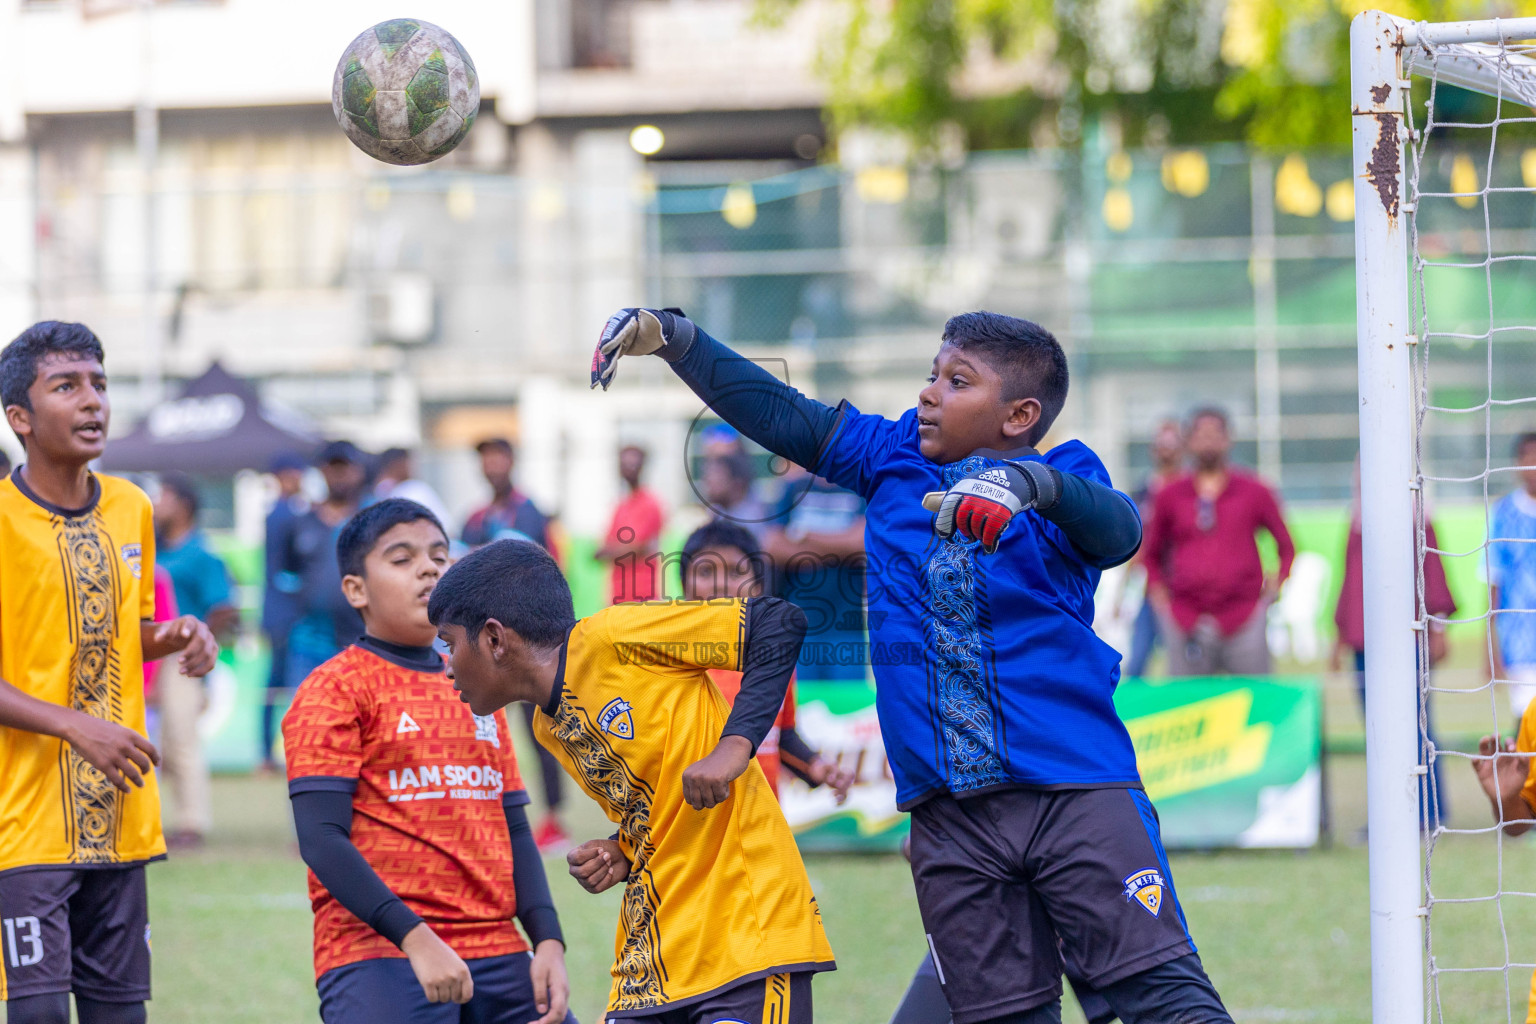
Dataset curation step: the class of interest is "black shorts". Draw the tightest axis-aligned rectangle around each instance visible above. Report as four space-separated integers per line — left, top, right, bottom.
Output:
909 788 1193 1024
614 971 813 1024
317 952 579 1024
0 865 151 1002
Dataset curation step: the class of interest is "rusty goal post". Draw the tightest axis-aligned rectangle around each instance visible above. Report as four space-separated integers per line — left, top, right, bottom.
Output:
1354 11 1536 1024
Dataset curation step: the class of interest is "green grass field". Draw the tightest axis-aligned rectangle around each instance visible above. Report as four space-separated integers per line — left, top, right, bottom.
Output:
45 760 1535 1024
16 667 1536 1024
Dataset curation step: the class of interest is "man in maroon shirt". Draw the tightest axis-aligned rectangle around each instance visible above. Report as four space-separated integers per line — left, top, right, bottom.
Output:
1144 408 1294 675
1332 460 1457 829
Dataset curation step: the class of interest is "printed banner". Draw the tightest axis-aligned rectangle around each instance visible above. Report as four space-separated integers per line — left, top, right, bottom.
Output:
780 676 1322 852
1115 677 1322 849
200 655 1319 851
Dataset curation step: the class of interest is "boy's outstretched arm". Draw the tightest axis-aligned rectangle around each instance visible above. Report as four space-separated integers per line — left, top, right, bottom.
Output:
681 597 808 809
592 308 843 472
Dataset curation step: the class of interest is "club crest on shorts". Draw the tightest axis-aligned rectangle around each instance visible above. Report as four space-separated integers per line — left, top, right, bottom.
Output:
1122 868 1166 917
598 698 635 740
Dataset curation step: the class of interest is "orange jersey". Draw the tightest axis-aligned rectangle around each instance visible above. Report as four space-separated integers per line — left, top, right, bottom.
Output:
282 643 530 978
709 669 797 795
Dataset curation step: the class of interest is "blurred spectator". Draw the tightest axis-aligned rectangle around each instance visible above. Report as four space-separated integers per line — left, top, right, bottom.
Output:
1144 408 1294 675
1334 459 1456 828
260 452 309 773
266 441 367 767
1490 432 1536 719
142 564 177 750
154 472 238 638
462 438 554 551
0 447 10 478
701 423 746 458
371 446 452 529
701 452 770 543
152 472 235 849
1121 420 1185 678
462 436 568 852
595 444 665 603
764 465 868 682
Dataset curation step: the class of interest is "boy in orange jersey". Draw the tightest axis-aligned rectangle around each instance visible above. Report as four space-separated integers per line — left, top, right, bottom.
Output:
283 499 574 1024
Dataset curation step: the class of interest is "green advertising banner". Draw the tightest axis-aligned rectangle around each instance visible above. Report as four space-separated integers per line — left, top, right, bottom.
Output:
200 656 1319 852
781 676 1322 852
1115 677 1322 849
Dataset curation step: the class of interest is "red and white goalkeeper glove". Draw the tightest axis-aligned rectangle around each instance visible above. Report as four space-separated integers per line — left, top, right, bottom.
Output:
932 460 1060 554
590 307 691 391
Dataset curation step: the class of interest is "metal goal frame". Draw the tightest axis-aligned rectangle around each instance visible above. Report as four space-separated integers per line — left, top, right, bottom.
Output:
1353 11 1536 1024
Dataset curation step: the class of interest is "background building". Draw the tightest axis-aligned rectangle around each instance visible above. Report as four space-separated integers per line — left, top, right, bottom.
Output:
1 0 1526 543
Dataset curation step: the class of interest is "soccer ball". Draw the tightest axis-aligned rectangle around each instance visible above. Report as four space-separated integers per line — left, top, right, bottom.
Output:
332 19 479 166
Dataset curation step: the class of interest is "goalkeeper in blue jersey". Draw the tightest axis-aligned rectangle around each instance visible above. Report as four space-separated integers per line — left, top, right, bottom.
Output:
591 308 1233 1024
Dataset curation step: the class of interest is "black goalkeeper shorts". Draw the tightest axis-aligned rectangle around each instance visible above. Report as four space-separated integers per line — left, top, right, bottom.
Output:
909 787 1195 1024
0 865 151 1002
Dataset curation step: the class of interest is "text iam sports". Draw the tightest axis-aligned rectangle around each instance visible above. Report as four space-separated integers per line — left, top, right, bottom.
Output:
386 763 504 804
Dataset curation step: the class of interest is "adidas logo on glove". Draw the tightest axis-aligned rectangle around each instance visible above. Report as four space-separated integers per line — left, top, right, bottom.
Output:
979 469 1012 486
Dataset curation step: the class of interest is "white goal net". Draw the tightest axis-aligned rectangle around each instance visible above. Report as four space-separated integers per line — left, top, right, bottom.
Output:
1354 11 1536 1024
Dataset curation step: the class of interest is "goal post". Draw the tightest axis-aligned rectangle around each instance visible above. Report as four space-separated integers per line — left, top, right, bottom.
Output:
1351 12 1423 1024
1353 12 1536 1024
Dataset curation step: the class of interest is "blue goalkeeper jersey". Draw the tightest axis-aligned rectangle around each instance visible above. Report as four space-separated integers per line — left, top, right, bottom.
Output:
817 405 1143 808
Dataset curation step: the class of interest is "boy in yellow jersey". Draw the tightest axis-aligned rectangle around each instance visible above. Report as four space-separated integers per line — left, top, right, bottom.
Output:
429 539 835 1023
1475 714 1536 1022
0 322 218 1024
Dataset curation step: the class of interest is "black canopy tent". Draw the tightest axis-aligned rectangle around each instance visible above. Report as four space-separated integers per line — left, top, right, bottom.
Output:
100 362 320 475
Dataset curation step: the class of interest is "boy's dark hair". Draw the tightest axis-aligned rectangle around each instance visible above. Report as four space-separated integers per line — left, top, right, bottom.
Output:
428 539 574 649
337 498 446 579
941 312 1068 445
1515 432 1536 458
158 472 201 518
0 321 106 414
680 519 766 589
1186 406 1230 433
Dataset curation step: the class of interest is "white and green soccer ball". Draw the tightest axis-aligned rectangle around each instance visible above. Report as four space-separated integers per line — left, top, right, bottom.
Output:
332 19 479 166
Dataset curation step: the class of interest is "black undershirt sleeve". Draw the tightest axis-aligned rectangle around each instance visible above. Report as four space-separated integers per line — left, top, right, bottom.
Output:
1037 468 1143 569
504 798 563 948
289 784 424 947
778 725 820 785
720 598 807 754
660 320 844 472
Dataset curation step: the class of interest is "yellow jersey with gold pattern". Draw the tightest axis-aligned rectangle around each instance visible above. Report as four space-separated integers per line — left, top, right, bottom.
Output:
0 470 164 873
533 600 835 1017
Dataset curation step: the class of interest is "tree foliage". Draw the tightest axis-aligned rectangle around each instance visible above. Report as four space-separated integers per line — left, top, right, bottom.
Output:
758 0 1536 151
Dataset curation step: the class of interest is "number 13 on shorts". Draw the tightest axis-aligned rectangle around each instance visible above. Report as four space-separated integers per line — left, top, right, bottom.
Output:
3 916 43 967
